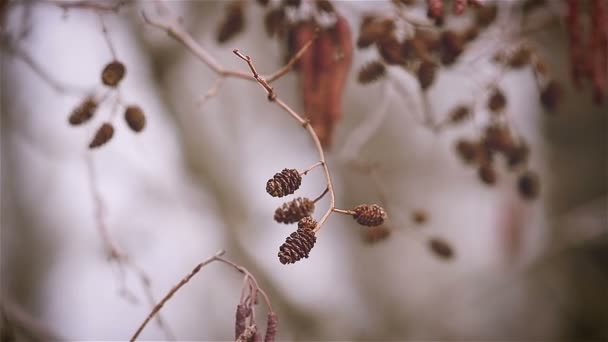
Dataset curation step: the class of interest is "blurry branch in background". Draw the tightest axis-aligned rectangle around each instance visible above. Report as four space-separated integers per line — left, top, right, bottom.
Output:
0 297 63 341
130 250 278 342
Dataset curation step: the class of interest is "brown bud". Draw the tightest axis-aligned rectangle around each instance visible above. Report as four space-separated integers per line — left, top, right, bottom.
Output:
364 226 391 244
353 204 387 227
428 237 454 260
487 88 507 112
540 80 562 112
518 170 540 200
217 1 245 44
266 169 302 197
101 61 126 87
478 164 497 185
278 227 317 264
89 123 114 149
124 105 146 133
274 198 315 224
449 105 471 124
264 312 278 342
358 61 386 84
69 97 97 125
297 216 317 230
417 60 437 90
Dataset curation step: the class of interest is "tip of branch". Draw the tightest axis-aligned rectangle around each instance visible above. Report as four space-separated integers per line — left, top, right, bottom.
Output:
215 249 227 257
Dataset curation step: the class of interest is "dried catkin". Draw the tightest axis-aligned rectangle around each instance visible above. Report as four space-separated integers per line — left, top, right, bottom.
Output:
69 97 97 125
357 61 386 84
274 198 315 224
352 204 387 227
264 312 278 342
124 105 146 132
101 61 126 87
235 304 251 340
278 228 316 264
266 169 301 197
89 123 114 149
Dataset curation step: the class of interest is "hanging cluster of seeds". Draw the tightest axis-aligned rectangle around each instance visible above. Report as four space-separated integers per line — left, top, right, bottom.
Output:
454 87 540 200
233 276 278 342
266 166 387 264
68 59 146 149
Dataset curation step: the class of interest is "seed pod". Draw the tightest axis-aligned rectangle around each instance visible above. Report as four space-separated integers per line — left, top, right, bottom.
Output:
264 312 278 342
266 169 302 197
217 1 245 44
274 198 315 224
428 237 454 260
124 105 146 133
89 123 114 149
352 204 387 227
449 105 471 124
412 209 428 224
358 61 386 84
235 304 251 340
487 88 507 112
417 60 437 90
478 164 497 185
518 170 540 200
69 97 98 125
101 61 126 87
297 216 317 230
278 228 317 264
364 226 391 244
540 80 562 112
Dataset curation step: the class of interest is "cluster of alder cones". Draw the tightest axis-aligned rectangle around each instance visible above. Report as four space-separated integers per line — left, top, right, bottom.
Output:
68 60 146 148
266 168 387 264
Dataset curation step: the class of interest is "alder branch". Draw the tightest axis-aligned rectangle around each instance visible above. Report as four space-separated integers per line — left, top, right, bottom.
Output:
130 250 275 342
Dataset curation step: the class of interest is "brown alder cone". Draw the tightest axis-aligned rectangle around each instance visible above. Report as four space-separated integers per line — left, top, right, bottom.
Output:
89 123 114 149
478 164 497 185
297 216 317 230
274 197 315 224
449 105 471 124
364 226 391 243
428 237 454 260
417 60 437 90
278 227 317 264
124 105 146 132
352 204 387 227
69 97 97 125
217 1 245 44
266 169 301 197
518 170 540 200
358 61 386 84
101 61 126 87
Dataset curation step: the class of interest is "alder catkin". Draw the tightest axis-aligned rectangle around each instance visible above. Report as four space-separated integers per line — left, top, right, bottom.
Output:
101 61 126 87
69 97 97 125
124 105 146 133
264 312 278 342
352 204 387 227
357 61 386 84
235 304 251 340
236 325 257 342
278 228 317 264
274 198 315 224
89 123 114 149
266 169 302 197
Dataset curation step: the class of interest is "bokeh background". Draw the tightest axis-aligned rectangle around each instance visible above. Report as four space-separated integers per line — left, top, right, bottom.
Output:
1 0 607 340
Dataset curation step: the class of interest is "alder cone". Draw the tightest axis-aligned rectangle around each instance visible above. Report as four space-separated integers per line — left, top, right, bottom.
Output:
69 97 97 125
101 61 126 87
266 169 301 197
124 105 146 132
353 204 387 227
217 1 244 44
417 60 437 90
428 237 454 260
518 170 540 200
478 164 497 185
278 228 317 264
297 216 317 230
364 226 391 244
274 198 315 224
488 88 507 112
455 139 478 163
89 123 114 149
358 61 386 84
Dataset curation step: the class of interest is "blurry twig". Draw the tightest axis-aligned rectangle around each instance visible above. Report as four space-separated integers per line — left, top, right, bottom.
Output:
0 297 63 341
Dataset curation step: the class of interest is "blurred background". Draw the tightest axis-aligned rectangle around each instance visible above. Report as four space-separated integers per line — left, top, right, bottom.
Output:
1 0 607 340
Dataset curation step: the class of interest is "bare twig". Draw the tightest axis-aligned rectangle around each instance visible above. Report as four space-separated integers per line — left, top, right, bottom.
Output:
97 12 117 59
300 161 324 175
196 77 225 108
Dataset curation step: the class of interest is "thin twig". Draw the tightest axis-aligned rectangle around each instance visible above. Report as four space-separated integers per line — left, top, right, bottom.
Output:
332 208 355 215
98 12 117 59
300 161 323 175
196 77 225 108
312 187 330 204
265 28 319 83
